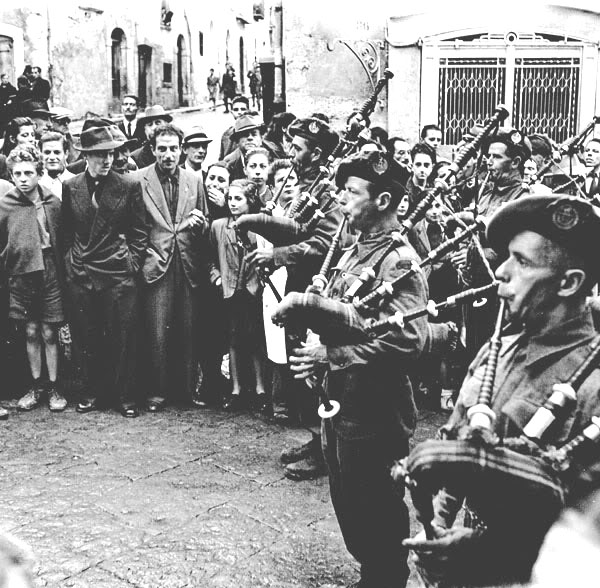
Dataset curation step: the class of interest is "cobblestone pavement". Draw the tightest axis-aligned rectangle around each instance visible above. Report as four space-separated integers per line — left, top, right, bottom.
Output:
0 400 446 588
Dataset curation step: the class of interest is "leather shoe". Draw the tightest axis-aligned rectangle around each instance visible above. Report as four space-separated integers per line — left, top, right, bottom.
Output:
223 394 244 411
120 405 139 418
280 436 320 464
147 400 166 413
284 454 326 481
76 399 98 414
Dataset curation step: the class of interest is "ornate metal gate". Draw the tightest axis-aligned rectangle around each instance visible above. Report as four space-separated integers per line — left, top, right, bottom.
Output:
427 33 590 145
439 57 506 145
513 57 579 143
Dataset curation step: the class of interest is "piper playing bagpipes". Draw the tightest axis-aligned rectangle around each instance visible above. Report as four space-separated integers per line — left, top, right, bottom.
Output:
275 150 430 588
404 195 600 587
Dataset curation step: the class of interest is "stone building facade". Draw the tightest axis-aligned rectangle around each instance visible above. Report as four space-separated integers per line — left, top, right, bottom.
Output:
0 0 261 117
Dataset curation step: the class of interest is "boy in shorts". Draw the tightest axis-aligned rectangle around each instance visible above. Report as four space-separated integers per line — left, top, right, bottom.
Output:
0 146 66 412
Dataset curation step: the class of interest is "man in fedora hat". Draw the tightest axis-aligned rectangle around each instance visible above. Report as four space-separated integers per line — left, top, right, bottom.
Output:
131 105 173 169
117 94 145 146
223 114 264 181
66 117 116 175
134 123 209 411
62 124 149 418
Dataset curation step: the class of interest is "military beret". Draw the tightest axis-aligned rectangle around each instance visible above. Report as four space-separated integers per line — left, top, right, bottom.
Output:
287 117 339 157
335 151 405 196
483 128 532 161
487 195 600 282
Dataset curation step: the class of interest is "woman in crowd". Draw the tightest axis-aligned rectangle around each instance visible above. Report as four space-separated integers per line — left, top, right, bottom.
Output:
0 116 36 180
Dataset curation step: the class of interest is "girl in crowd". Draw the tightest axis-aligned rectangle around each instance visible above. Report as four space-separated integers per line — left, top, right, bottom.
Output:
245 147 272 204
0 117 36 180
208 179 268 412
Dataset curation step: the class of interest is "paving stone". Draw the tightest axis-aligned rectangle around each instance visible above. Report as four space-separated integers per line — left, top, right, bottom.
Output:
0 401 447 587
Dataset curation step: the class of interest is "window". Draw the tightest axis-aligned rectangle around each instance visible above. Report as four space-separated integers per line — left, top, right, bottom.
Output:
163 62 172 84
199 32 204 57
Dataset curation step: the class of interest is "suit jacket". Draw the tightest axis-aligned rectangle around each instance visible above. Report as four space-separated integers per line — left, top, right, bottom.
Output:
62 171 149 290
219 125 236 160
223 148 246 181
135 165 209 288
131 142 155 169
117 119 145 147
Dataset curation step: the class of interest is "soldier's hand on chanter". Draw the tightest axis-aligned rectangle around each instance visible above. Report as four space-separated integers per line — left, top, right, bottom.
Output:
448 246 468 271
245 247 273 269
289 343 328 380
403 524 480 570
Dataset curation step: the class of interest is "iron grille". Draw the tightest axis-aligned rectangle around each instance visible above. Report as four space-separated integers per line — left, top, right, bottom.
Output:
513 57 579 143
439 58 506 145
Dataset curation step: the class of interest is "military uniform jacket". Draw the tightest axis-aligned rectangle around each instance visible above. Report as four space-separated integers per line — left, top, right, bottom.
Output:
323 223 429 438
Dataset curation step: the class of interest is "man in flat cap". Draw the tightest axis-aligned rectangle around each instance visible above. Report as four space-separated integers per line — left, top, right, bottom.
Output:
222 114 264 181
287 117 339 191
219 95 249 160
62 124 149 418
406 195 600 587
131 105 173 169
276 151 429 587
182 126 211 177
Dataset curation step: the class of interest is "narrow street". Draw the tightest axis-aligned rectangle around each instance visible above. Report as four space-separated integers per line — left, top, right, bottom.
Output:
1 398 445 587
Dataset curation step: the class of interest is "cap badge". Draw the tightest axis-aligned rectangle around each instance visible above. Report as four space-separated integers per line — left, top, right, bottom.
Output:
308 121 321 135
371 153 388 175
510 130 523 144
552 202 579 231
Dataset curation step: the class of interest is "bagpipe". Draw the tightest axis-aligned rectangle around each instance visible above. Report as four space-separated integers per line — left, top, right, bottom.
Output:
235 70 395 247
527 116 600 196
396 298 600 584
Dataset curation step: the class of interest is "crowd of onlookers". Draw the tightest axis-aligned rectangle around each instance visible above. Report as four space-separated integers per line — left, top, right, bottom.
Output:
2 65 600 435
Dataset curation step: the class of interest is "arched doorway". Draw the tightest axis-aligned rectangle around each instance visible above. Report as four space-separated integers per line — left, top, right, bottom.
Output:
137 44 152 108
177 34 188 107
111 28 127 103
239 36 245 93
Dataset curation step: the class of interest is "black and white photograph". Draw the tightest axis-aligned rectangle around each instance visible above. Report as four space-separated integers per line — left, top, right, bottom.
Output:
0 0 600 586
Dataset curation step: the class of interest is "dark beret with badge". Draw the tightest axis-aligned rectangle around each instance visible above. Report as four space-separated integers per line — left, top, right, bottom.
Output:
487 195 600 282
335 151 406 208
287 117 340 158
483 128 532 162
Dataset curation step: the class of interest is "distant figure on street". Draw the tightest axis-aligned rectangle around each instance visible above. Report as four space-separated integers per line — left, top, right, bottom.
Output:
206 69 220 110
221 66 237 114
29 66 51 111
0 73 17 133
247 65 262 110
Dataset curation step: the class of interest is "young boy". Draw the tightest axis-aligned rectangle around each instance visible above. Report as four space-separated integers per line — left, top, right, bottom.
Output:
0 146 66 412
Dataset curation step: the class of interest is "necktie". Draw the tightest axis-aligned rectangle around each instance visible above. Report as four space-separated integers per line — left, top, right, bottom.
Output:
128 122 132 138
589 174 599 198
